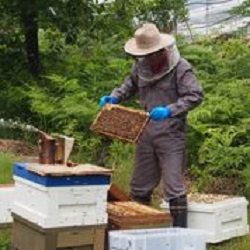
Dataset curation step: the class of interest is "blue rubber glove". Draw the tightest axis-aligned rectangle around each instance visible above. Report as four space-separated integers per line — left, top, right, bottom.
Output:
99 96 119 108
149 106 171 121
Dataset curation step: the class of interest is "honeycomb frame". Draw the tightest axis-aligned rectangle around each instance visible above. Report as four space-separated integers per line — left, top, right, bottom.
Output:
91 104 149 143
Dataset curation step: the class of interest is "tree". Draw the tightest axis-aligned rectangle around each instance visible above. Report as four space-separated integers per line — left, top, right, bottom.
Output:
1 0 51 76
135 0 187 33
1 0 188 76
1 0 100 76
231 0 250 17
20 1 40 76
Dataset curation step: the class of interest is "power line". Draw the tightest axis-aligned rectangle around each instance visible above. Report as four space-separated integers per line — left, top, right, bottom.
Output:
178 0 249 37
186 0 241 6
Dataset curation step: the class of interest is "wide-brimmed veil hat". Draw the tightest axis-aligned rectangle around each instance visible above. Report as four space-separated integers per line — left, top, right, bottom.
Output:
124 23 175 57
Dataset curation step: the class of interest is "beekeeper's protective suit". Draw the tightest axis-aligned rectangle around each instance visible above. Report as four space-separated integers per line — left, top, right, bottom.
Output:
99 23 203 227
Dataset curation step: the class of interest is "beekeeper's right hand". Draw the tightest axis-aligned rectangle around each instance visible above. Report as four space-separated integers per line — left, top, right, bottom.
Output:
99 96 119 108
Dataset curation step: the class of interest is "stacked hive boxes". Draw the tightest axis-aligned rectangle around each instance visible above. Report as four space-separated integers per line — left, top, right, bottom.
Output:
105 187 172 250
12 162 112 250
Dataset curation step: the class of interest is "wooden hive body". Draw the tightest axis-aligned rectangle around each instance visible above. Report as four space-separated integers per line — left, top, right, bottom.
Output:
107 201 172 229
12 213 106 250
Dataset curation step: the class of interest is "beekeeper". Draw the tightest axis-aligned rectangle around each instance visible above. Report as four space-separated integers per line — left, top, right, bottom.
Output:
99 23 203 227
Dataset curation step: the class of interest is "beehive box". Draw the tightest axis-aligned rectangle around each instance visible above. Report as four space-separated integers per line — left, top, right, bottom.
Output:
160 193 249 243
0 184 14 225
109 227 207 250
107 201 171 229
13 176 109 229
91 104 149 143
12 213 106 250
12 162 112 228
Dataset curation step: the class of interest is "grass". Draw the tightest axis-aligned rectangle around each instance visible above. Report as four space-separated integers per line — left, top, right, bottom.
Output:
208 235 250 250
0 152 17 249
107 141 135 194
0 151 13 249
208 209 250 249
0 152 18 184
0 228 11 250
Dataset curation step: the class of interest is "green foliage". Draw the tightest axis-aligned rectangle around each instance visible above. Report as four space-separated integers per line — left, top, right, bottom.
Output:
231 0 250 17
208 234 250 250
0 152 16 184
107 141 135 193
184 37 250 194
0 229 11 250
135 0 187 31
27 74 97 129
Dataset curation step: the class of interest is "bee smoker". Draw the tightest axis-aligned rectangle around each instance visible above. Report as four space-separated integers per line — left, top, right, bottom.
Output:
38 130 57 164
38 130 74 165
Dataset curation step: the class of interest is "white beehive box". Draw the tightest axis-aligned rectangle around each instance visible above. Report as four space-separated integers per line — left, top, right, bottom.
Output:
109 227 206 250
0 185 14 225
160 195 249 243
12 176 109 228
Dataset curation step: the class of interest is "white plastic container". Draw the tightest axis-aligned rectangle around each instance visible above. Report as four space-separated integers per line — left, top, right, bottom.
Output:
160 196 249 243
0 185 14 224
109 227 206 250
12 176 109 228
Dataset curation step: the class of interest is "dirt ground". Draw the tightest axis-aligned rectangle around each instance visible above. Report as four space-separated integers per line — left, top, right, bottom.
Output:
0 139 38 157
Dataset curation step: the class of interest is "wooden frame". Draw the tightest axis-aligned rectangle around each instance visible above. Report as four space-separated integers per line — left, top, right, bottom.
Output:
91 104 149 143
107 201 172 229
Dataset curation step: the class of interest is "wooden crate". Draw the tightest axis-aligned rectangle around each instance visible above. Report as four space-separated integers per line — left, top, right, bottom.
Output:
11 213 106 250
107 201 172 230
91 104 149 143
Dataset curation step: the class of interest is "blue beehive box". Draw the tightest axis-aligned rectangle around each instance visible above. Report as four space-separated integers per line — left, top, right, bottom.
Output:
13 162 111 187
12 162 112 228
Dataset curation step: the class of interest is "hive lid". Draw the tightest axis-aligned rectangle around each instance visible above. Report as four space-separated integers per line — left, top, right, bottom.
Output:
27 163 112 176
91 104 149 143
